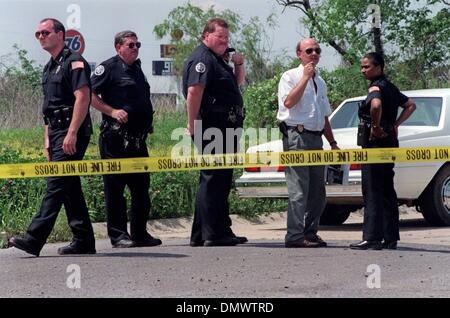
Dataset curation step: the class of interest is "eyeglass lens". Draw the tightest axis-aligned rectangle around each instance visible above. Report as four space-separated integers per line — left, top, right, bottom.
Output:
128 42 141 49
35 31 51 39
305 48 321 55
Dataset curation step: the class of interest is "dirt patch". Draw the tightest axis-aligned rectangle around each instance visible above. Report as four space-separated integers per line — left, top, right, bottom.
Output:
92 206 450 246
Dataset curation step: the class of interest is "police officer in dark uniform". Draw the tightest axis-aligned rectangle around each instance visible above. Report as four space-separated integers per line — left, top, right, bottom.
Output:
91 30 161 248
350 52 416 250
9 18 95 256
183 18 247 247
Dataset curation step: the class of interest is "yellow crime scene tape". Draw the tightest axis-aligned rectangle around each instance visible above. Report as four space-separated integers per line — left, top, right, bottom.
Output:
0 146 449 179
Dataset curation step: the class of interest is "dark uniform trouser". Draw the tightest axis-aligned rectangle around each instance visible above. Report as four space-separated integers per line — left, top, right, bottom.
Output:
99 134 150 243
362 134 400 242
190 117 238 242
25 128 94 249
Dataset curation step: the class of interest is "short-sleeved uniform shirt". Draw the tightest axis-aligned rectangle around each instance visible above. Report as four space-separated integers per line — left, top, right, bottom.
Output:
182 43 243 126
42 46 91 116
91 55 153 133
361 75 409 127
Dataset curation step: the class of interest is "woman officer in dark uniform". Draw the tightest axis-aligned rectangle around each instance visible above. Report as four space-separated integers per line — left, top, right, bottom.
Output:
350 52 416 250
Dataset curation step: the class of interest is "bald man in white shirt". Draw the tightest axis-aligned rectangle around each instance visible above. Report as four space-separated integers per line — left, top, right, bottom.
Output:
278 38 339 248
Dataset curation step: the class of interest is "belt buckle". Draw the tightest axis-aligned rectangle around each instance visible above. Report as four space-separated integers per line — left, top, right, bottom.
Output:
296 124 304 133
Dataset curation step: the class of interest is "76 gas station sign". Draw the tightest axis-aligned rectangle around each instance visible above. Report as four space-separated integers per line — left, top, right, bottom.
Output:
65 29 86 55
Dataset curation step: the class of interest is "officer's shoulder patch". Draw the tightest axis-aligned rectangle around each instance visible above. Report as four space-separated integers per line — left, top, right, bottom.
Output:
195 62 206 73
94 65 105 76
71 61 84 70
369 86 380 92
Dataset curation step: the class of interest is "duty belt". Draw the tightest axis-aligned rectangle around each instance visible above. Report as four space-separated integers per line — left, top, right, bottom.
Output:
43 107 73 129
207 105 244 117
101 120 148 150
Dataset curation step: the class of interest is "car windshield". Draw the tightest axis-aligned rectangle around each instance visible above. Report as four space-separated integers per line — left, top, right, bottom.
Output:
330 97 443 129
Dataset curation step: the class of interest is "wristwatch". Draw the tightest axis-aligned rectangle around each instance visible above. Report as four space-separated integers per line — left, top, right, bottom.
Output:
329 140 337 146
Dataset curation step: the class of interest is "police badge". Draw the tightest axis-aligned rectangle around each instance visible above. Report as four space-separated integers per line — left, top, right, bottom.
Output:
228 110 237 123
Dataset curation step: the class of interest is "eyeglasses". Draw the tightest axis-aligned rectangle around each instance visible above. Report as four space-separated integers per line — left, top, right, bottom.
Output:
304 47 322 55
35 30 52 39
126 42 141 49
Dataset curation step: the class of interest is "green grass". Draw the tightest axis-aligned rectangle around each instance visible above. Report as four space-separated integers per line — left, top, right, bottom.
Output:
0 110 287 247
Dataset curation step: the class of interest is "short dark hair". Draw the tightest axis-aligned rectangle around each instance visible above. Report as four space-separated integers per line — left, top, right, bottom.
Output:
364 52 385 70
40 18 65 40
202 18 228 39
114 30 137 47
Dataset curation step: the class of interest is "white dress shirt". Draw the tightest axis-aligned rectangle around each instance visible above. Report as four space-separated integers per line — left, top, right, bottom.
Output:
277 64 332 131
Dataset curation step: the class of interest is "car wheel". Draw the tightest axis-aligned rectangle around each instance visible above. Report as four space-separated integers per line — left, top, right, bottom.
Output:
420 165 450 226
320 204 354 225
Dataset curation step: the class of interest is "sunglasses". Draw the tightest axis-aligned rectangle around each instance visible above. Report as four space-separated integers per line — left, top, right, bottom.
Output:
304 47 322 55
126 42 141 49
35 30 52 39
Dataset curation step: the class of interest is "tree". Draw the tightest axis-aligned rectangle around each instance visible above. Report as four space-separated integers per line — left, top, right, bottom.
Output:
153 3 288 85
4 44 42 88
0 45 43 128
276 0 449 88
276 1 449 63
390 3 450 88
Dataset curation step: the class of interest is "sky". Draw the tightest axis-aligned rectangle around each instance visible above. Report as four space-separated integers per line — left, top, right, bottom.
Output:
0 0 341 93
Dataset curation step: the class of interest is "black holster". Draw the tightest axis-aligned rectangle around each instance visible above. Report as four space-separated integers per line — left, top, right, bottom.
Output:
357 121 371 147
278 121 288 138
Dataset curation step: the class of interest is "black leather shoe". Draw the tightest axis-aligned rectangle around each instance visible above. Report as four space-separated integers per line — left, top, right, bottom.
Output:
57 242 96 255
190 240 204 247
285 238 320 248
349 240 382 250
134 236 162 247
204 237 239 247
382 240 397 250
8 237 40 257
234 236 248 244
112 238 136 248
306 234 327 247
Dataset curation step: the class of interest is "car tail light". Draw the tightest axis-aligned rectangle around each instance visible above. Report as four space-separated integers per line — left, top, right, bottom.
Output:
245 166 285 172
350 163 361 170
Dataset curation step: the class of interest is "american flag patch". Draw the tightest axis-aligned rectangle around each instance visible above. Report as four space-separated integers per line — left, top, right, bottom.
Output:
71 61 84 69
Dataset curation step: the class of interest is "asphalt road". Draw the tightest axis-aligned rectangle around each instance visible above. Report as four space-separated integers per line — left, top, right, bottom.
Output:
1 221 449 298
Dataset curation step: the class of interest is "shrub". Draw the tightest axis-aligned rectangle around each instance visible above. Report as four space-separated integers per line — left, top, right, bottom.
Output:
243 74 281 129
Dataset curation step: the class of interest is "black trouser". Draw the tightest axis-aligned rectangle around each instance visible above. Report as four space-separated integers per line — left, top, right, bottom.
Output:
25 127 94 250
99 133 150 243
362 134 400 242
190 114 240 242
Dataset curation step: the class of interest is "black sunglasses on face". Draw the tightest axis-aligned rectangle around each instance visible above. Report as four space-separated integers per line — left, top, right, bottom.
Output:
127 42 141 49
35 30 52 39
304 47 321 55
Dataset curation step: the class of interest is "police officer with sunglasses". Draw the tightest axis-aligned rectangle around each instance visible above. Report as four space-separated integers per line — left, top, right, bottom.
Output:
90 30 161 249
9 18 95 256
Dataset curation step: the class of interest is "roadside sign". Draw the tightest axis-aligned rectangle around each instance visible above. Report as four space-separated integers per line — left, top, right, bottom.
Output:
65 29 85 55
153 60 174 76
160 44 177 58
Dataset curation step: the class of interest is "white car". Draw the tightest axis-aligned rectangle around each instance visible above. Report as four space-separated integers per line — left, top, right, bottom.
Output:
236 88 450 226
